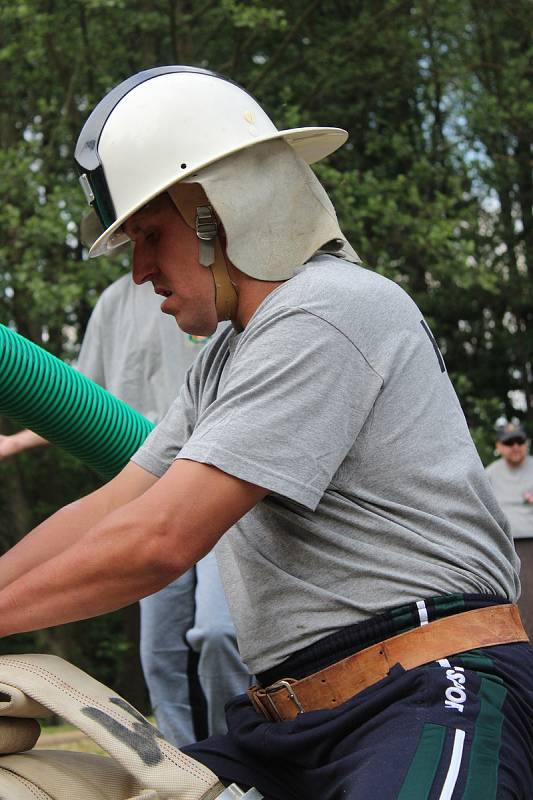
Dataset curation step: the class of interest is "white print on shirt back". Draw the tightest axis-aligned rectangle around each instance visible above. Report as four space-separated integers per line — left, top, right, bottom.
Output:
438 658 466 713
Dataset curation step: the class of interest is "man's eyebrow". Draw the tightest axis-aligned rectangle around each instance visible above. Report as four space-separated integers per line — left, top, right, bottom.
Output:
125 208 152 234
127 197 164 230
123 218 140 236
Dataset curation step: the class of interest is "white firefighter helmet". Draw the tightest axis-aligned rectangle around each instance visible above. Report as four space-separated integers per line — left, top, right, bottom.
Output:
75 65 349 258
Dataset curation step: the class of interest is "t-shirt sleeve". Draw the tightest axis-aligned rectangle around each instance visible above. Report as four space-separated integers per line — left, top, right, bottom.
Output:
131 367 198 478
177 307 383 509
76 300 106 386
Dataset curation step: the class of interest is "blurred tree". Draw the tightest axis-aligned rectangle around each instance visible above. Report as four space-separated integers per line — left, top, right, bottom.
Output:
457 1 532 432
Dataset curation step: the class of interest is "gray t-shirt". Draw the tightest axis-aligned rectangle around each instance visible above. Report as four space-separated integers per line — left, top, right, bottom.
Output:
132 255 519 674
77 274 208 421
486 456 533 539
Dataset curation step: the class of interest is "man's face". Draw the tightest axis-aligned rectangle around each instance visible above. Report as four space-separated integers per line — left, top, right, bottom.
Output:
496 438 529 468
124 193 218 336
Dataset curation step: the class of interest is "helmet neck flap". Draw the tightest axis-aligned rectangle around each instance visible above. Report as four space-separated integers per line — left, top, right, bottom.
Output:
180 140 360 282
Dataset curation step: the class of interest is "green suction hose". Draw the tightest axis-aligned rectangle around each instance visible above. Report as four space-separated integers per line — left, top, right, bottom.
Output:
0 324 155 479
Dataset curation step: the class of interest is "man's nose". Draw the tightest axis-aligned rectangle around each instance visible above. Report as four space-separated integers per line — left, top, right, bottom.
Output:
132 248 153 285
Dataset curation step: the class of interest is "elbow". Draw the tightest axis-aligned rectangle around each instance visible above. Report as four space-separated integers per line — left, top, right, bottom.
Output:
124 512 193 587
144 547 187 589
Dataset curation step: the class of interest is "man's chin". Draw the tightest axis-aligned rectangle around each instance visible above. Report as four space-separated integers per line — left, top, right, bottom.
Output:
173 315 217 337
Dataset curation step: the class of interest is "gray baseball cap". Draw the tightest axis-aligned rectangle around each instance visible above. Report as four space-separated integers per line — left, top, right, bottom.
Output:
497 423 527 444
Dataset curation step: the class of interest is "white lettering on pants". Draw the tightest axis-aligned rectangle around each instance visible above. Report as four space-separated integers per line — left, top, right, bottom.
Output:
444 666 466 712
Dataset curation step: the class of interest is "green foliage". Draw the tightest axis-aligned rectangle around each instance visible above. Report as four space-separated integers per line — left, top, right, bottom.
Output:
0 0 531 691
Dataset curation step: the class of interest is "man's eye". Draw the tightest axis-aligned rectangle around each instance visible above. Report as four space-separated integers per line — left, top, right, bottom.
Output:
145 230 159 243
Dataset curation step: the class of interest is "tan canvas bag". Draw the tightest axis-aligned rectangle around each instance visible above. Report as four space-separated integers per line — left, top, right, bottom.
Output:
0 654 261 800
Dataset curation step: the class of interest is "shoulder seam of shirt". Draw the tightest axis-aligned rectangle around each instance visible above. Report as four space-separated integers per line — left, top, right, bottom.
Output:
285 304 385 383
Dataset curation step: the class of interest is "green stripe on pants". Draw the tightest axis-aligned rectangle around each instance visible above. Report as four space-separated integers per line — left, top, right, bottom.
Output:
398 723 446 800
462 675 506 800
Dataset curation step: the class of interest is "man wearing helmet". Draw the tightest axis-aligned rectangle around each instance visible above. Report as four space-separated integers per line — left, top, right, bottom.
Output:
0 67 531 798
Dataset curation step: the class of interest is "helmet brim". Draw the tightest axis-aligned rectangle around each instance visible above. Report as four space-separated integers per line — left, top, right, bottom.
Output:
88 126 348 258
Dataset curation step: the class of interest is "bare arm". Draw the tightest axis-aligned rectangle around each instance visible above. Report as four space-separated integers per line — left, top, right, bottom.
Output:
0 459 267 637
0 462 158 591
0 430 50 459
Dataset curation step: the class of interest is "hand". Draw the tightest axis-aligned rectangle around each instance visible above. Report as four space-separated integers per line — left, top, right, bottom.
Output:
0 430 49 459
523 491 533 504
0 435 18 460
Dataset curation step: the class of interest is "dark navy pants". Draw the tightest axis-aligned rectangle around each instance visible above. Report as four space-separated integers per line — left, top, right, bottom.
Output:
184 597 533 799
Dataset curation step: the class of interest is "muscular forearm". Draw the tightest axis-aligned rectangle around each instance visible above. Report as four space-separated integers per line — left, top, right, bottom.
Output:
0 509 179 636
0 496 108 591
0 462 157 592
0 460 266 638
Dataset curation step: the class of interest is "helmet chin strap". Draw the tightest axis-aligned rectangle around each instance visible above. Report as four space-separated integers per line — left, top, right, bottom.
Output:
167 183 238 321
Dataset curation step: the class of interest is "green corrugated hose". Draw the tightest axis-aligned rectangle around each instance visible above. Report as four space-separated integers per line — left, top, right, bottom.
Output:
0 324 155 479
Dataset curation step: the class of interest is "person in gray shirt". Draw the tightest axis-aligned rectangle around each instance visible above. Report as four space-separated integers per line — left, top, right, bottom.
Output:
486 422 533 638
0 67 530 799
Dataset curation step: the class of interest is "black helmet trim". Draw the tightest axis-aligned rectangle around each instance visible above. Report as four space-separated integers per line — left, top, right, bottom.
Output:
75 65 238 230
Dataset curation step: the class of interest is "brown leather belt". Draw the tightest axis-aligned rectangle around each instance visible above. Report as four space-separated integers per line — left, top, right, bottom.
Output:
248 604 528 721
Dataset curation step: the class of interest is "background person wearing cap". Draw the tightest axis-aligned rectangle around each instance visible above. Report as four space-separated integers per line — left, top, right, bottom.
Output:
0 67 530 798
486 422 533 638
0 273 250 746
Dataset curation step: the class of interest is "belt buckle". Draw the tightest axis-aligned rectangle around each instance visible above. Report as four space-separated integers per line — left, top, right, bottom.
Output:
265 679 305 718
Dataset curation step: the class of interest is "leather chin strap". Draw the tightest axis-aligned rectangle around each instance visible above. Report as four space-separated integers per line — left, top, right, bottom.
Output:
211 238 238 320
167 183 238 321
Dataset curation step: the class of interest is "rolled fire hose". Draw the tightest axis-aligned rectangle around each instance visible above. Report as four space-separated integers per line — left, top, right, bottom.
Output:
0 324 155 478
0 654 261 799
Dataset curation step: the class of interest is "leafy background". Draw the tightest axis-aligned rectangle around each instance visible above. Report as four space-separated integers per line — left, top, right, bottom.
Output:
0 0 531 709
